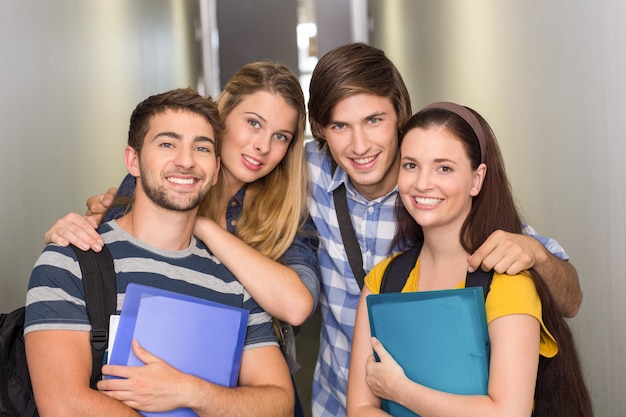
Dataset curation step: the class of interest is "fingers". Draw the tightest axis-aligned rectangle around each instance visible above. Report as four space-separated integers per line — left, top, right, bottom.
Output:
85 187 118 217
44 212 104 251
370 337 389 360
468 230 537 275
131 340 163 365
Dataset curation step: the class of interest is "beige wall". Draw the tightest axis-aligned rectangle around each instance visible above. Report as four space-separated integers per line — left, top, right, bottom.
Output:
2 0 624 415
369 0 625 414
0 0 202 310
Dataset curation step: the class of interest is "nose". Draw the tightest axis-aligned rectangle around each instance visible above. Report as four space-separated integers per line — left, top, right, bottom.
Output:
253 135 271 154
174 146 194 169
415 170 433 191
351 127 370 155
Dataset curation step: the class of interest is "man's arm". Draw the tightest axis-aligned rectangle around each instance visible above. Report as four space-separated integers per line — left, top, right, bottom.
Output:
98 343 294 417
25 330 140 417
192 345 294 417
467 230 582 317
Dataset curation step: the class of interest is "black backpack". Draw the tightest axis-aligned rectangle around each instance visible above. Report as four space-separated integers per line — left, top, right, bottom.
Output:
0 245 117 417
379 242 494 298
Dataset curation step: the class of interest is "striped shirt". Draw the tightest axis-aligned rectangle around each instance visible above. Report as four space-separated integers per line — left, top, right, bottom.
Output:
305 140 568 417
25 221 276 349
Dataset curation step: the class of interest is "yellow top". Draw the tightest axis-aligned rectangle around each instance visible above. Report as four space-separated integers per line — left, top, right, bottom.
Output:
365 254 558 358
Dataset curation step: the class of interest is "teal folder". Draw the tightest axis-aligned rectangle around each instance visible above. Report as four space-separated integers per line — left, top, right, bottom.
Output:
109 283 249 417
366 287 490 417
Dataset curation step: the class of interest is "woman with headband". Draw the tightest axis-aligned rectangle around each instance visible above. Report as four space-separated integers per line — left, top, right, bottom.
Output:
347 103 592 416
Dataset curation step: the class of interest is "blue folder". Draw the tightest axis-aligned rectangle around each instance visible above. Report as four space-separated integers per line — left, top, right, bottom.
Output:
109 283 249 417
366 287 490 417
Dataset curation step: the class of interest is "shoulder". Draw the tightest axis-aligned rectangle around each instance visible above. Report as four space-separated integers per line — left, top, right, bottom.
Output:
31 244 80 279
487 271 558 358
305 140 331 177
364 254 401 294
486 271 540 323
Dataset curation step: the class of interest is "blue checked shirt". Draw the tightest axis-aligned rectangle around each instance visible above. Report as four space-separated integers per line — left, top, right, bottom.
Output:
305 140 568 417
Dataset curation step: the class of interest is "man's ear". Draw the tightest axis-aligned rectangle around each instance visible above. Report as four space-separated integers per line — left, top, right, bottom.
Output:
124 146 140 178
470 163 487 197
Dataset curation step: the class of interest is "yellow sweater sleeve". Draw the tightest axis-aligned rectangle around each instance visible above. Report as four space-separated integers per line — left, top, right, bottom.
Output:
486 272 558 358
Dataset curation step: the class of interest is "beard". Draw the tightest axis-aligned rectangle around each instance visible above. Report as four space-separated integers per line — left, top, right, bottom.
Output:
139 169 208 212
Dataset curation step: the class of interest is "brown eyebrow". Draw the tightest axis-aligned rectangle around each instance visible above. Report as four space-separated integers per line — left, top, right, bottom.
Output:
245 112 295 138
330 111 387 125
153 132 215 147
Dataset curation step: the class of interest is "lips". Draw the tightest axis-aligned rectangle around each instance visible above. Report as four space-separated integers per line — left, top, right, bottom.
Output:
167 176 197 185
352 155 377 165
242 154 262 166
241 153 264 172
414 196 443 206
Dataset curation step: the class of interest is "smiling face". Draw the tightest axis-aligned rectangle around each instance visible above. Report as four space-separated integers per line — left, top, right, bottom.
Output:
398 125 485 234
321 93 400 201
219 90 298 191
127 109 219 212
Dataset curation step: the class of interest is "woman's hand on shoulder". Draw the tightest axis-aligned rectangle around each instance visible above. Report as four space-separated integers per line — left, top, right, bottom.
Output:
44 212 103 252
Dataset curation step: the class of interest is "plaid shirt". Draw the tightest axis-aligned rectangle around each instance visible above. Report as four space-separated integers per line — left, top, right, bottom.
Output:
305 140 568 417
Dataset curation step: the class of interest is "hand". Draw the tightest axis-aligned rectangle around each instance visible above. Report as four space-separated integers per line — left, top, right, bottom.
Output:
365 337 407 401
467 230 547 275
98 341 193 412
44 212 103 251
86 187 118 216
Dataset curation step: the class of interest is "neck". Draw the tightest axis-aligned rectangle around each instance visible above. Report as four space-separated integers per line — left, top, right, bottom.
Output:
220 167 245 202
116 196 198 251
418 227 471 291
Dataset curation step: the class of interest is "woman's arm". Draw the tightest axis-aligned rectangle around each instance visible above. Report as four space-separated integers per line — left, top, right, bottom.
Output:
348 291 540 417
45 180 126 251
380 315 539 417
347 288 389 417
194 216 317 326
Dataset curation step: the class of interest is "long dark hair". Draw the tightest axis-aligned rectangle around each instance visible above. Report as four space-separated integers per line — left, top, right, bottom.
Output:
392 105 593 416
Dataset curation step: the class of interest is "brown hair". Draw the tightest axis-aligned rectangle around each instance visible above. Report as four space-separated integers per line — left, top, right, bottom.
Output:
393 105 593 416
128 88 223 154
308 42 412 148
105 88 222 218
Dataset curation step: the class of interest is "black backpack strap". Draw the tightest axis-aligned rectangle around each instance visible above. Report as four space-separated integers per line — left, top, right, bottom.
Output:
333 183 366 288
379 242 494 299
330 158 367 288
380 243 422 293
465 268 494 300
69 245 117 389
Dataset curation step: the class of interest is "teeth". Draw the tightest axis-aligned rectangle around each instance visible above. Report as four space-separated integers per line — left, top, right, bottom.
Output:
168 177 195 185
243 155 261 166
415 197 442 206
353 155 376 165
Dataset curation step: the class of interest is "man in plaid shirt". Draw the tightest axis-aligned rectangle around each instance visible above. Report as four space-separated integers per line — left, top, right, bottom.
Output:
305 43 582 417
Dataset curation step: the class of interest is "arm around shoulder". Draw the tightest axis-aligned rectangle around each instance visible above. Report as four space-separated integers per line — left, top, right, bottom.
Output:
468 230 582 317
532 247 582 317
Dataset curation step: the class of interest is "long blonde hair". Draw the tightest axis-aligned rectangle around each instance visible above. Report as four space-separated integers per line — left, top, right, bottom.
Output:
199 61 308 260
